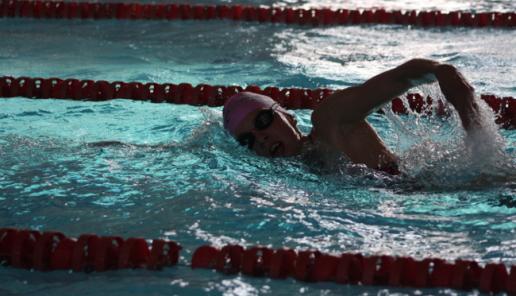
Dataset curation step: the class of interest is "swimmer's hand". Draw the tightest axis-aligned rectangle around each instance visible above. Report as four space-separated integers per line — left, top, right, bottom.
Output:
435 64 481 130
313 58 483 131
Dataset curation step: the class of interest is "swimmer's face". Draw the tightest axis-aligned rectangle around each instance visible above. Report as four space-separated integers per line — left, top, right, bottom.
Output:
232 106 304 157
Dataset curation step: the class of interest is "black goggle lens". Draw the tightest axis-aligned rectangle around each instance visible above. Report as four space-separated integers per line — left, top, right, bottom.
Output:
236 108 275 150
254 109 274 130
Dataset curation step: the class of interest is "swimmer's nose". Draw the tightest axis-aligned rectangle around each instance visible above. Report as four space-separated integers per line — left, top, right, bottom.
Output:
254 131 272 152
254 131 270 144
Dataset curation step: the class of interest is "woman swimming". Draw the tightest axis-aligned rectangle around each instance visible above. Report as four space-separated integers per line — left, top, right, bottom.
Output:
222 58 481 174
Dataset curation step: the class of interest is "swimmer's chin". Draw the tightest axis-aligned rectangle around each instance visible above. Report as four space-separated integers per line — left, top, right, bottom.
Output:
273 143 308 158
270 142 285 157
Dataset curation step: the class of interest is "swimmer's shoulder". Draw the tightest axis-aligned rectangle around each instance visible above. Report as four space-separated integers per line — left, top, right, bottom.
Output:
311 86 361 126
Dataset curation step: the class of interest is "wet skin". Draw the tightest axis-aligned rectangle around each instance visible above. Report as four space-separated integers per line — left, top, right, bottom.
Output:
232 107 309 158
231 59 480 171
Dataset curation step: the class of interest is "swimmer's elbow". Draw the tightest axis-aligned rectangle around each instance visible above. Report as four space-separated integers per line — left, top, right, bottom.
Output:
402 58 440 70
399 58 440 80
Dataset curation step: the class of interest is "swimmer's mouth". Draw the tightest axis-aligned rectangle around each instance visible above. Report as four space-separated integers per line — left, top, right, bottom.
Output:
270 142 283 157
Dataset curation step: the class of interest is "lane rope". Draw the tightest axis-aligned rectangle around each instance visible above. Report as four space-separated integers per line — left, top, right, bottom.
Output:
0 0 515 28
1 76 514 129
0 228 181 272
192 245 516 294
2 2 515 293
1 228 515 293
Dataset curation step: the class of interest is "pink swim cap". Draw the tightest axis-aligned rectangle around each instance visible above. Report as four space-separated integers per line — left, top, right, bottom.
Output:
223 92 278 136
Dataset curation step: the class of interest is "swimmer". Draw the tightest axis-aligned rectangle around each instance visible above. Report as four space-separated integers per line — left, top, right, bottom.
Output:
223 58 481 175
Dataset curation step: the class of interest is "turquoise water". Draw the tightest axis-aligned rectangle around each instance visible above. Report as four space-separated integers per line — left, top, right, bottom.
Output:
1 1 516 295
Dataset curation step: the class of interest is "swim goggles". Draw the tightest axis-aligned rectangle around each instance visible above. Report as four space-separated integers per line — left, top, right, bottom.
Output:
236 105 278 150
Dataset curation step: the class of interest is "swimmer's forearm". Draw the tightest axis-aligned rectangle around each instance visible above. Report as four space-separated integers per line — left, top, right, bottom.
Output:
454 102 480 131
333 59 441 122
434 64 480 130
322 59 480 130
374 60 480 130
360 58 440 103
367 59 481 130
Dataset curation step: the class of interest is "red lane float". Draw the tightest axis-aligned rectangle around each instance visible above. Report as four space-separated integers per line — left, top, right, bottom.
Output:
1 228 515 293
191 244 516 294
0 76 514 129
0 228 181 272
0 0 515 28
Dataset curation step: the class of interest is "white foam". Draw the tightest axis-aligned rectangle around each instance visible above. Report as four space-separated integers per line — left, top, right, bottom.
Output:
388 84 515 189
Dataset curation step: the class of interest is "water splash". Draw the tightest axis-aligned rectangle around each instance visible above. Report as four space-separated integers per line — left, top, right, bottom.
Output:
199 89 515 192
388 83 515 190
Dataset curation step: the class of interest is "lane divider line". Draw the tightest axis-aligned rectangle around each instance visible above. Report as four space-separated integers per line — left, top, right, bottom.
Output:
1 76 514 129
1 228 515 293
0 1 515 28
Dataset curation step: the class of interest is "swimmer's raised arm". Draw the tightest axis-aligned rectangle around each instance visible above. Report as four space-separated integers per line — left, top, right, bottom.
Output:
313 58 480 130
434 64 480 130
221 58 482 171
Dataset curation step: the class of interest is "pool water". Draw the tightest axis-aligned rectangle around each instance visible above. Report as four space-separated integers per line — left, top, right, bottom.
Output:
1 0 515 295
